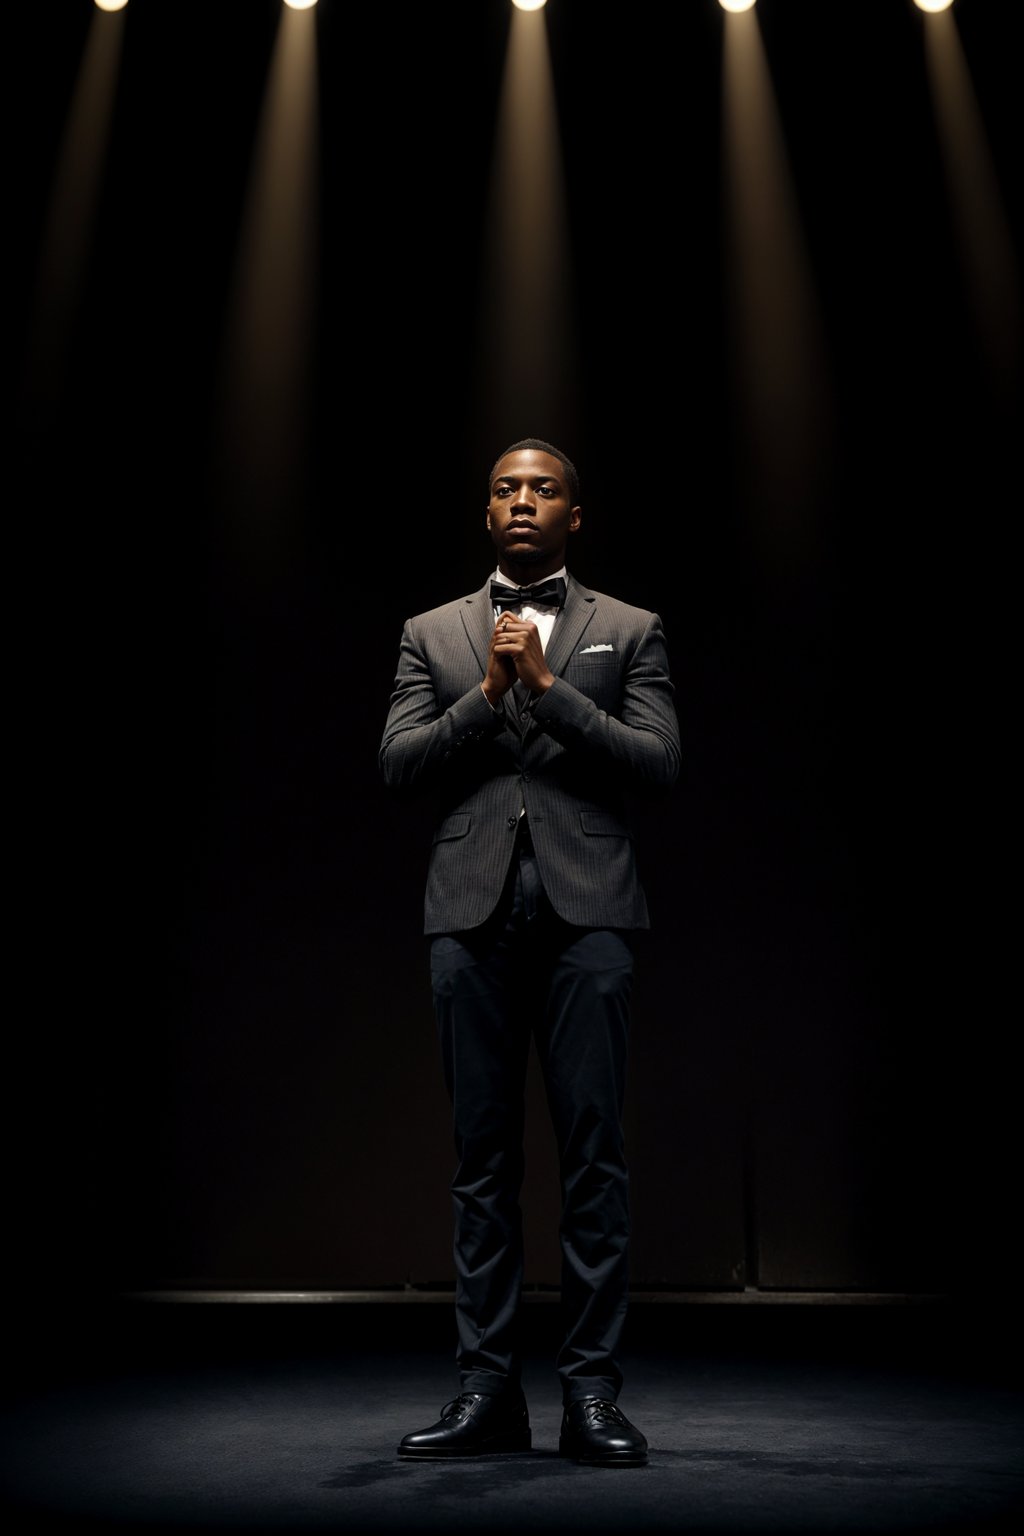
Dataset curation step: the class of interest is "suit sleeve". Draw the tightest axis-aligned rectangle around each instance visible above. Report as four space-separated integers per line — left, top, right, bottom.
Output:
378 617 507 792
530 611 681 790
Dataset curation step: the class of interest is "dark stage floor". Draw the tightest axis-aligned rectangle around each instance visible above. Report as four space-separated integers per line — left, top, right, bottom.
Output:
1 1295 1021 1534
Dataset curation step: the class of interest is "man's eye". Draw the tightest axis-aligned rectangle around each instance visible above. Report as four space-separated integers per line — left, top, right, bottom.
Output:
495 487 512 497
537 486 554 496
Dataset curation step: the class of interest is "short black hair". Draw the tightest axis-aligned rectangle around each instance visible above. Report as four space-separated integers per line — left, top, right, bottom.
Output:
488 438 580 506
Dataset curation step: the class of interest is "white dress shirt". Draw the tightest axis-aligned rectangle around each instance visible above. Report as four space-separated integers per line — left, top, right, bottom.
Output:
481 566 568 716
490 565 568 654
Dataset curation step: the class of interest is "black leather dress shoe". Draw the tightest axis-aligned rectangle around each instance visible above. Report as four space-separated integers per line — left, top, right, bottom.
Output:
398 1391 531 1458
559 1398 648 1466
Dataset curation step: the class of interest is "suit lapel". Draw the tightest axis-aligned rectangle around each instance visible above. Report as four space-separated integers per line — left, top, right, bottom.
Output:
544 579 597 679
459 582 495 676
460 582 521 731
458 577 597 731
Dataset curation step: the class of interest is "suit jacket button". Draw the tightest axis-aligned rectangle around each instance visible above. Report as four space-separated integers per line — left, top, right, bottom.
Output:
507 815 517 830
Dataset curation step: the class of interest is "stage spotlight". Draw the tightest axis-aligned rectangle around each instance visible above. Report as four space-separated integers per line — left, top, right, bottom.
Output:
283 0 318 9
721 0 832 539
915 1 955 12
215 0 320 570
94 0 129 11
719 0 757 13
511 1 547 12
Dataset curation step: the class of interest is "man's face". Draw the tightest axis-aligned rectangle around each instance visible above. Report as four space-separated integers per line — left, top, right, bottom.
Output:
486 449 581 576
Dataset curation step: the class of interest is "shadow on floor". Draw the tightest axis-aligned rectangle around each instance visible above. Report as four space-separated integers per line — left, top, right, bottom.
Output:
1 1296 1021 1533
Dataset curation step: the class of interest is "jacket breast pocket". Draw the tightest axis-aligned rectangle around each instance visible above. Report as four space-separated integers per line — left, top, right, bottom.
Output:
567 653 620 709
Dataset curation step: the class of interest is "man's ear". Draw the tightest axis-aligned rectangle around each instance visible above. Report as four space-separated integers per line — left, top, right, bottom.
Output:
486 514 492 531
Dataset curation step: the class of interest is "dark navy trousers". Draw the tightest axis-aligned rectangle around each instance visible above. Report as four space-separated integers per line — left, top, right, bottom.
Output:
430 821 635 1406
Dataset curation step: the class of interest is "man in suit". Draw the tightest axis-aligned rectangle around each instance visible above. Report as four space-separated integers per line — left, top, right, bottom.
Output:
379 438 680 1466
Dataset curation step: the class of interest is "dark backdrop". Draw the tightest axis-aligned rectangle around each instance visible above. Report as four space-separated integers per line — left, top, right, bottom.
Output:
10 0 1020 1299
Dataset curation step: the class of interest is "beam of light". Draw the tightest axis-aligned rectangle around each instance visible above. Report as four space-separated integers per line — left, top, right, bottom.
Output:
94 0 129 11
721 3 833 555
475 2 576 452
215 2 320 581
719 1 757 12
20 3 125 436
922 7 1020 406
915 1 955 13
511 1 547 12
283 0 318 10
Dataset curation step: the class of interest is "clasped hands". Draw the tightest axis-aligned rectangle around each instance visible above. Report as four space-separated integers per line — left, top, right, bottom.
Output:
481 611 554 708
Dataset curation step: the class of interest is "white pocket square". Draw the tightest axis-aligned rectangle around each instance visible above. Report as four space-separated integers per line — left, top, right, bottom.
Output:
579 643 614 653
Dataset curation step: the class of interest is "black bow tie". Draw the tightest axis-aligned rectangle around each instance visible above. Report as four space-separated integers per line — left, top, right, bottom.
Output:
490 577 567 610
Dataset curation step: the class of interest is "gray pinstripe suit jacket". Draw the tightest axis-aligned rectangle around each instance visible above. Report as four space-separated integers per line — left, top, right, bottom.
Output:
379 575 681 935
